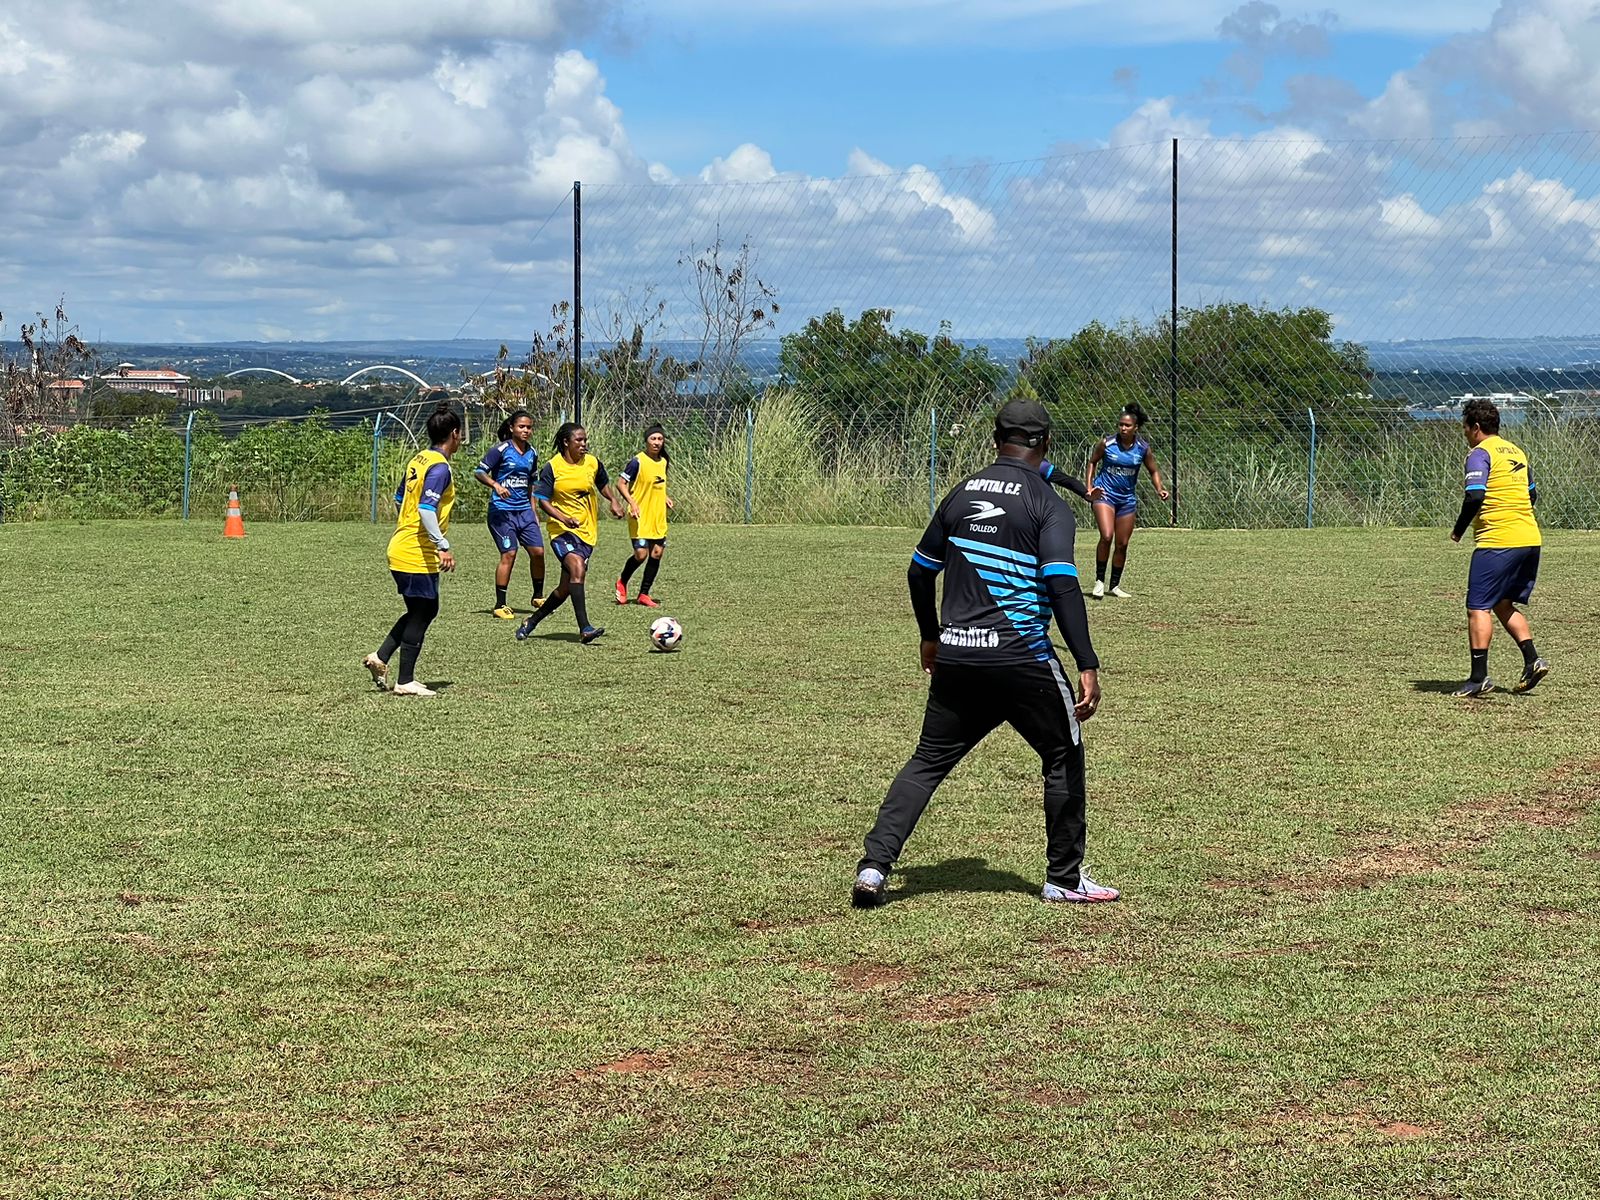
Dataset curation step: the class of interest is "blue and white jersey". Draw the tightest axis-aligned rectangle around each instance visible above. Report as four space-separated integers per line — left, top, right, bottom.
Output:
1093 436 1149 499
475 441 539 513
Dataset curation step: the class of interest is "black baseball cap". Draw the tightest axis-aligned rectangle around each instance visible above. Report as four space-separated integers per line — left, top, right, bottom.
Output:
994 397 1051 443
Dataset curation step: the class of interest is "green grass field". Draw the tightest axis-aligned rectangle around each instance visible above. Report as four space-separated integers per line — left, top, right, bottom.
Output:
4 519 1599 1199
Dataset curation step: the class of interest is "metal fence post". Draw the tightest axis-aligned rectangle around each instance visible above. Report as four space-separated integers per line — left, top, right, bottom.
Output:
1306 406 1318 529
1169 135 1180 528
181 409 197 520
572 179 583 427
744 406 755 524
929 407 938 520
370 412 384 523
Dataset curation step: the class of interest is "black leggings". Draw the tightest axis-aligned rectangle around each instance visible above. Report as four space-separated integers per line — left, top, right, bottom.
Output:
378 595 440 685
860 659 1087 887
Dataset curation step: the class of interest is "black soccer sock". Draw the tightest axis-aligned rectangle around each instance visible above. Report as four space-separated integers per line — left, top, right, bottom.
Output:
571 581 591 630
531 560 544 601
640 557 661 596
620 555 643 584
1095 556 1108 583
1469 648 1489 682
1517 638 1538 668
397 641 422 685
1109 565 1125 589
495 584 507 609
377 614 407 662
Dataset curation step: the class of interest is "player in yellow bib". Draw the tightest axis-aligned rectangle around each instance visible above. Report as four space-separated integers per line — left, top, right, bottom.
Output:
514 422 625 645
1449 397 1549 697
363 402 462 697
614 423 674 608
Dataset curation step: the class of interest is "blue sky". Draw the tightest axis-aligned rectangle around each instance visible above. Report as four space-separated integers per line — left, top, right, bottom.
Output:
597 24 1439 175
3 0 1597 344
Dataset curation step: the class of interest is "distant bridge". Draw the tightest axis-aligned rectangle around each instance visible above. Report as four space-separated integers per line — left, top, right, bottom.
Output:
224 367 302 384
340 365 434 390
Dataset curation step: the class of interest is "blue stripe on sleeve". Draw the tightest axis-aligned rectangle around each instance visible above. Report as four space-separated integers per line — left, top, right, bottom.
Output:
911 550 943 572
1465 485 1486 492
418 502 438 511
1040 562 1078 578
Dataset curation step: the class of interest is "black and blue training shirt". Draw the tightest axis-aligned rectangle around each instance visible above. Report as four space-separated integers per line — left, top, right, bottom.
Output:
911 456 1098 671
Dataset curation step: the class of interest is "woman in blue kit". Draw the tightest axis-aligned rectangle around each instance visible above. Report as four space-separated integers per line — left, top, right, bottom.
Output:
1083 401 1168 599
474 410 547 619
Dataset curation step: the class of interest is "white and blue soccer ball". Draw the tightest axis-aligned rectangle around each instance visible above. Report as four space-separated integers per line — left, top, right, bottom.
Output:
649 615 683 652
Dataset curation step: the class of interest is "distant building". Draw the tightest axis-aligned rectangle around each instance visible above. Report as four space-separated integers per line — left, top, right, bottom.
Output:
181 386 243 405
45 379 87 404
101 364 189 395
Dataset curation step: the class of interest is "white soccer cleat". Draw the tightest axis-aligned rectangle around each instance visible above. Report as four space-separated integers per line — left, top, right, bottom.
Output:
361 653 389 691
1041 872 1120 903
1090 580 1105 599
392 680 438 698
1109 585 1133 599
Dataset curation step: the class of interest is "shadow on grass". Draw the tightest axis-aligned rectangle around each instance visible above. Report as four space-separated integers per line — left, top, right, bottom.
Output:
1411 679 1467 694
420 681 456 691
887 856 1037 904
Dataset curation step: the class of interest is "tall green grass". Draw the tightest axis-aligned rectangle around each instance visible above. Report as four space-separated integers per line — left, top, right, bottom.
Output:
5 401 1598 529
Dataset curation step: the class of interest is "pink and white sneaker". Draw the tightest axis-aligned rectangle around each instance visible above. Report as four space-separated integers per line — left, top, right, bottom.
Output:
1041 872 1120 903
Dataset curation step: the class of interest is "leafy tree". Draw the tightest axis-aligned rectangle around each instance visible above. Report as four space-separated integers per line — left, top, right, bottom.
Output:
1015 303 1371 437
779 308 1006 429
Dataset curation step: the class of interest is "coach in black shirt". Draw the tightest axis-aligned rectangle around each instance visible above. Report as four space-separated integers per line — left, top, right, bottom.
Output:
853 398 1117 906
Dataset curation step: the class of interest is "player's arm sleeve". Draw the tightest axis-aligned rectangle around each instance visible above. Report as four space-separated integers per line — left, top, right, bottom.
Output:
532 463 555 501
1038 499 1099 671
418 463 450 511
1527 462 1537 507
908 513 947 641
418 506 449 550
595 460 610 489
1453 448 1490 537
474 444 501 480
621 456 640 486
907 562 940 642
1040 460 1091 501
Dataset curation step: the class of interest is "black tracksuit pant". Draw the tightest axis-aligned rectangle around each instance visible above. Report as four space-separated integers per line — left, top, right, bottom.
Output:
859 658 1088 887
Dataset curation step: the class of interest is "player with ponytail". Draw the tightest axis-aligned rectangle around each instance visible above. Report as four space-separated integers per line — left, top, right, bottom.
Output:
514 422 626 645
1083 401 1168 599
363 402 462 697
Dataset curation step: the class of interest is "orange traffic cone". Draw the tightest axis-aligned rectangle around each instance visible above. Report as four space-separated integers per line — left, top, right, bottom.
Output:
223 486 246 538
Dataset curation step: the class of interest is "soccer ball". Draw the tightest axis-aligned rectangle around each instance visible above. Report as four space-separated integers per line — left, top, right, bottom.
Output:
649 616 683 652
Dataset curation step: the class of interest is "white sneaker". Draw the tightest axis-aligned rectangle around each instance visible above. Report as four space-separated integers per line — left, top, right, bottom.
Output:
1109 585 1133 599
851 867 887 908
361 653 389 691
392 680 438 698
1091 580 1105 599
1041 872 1120 903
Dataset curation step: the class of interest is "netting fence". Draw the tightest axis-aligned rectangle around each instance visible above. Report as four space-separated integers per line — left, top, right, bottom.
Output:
7 131 1600 528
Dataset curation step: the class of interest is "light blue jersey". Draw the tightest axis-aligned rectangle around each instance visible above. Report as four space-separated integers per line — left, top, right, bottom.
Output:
476 441 539 514
1093 435 1149 502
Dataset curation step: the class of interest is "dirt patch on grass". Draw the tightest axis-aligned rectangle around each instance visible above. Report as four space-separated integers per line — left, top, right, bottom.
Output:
1215 757 1599 895
811 961 912 991
1451 763 1600 830
1259 1104 1440 1144
574 1051 671 1080
896 992 990 1025
1210 840 1448 894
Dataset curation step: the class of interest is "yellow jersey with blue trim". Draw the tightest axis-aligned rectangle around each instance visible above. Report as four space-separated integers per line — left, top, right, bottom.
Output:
387 448 455 573
1464 434 1539 549
623 453 669 541
535 453 609 546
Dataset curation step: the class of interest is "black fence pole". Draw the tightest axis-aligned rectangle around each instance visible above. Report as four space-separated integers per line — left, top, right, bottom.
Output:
1169 138 1179 528
572 180 582 427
